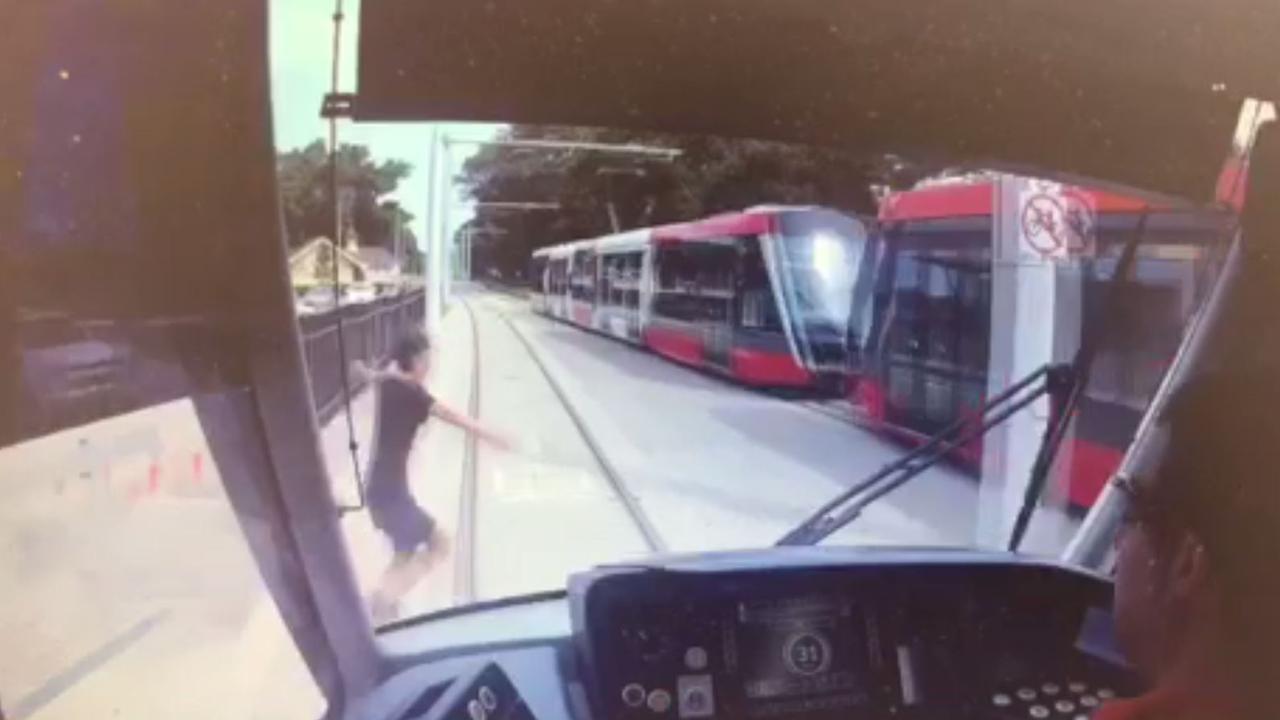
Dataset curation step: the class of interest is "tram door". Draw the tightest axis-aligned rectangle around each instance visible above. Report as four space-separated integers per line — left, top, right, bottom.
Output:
880 231 992 438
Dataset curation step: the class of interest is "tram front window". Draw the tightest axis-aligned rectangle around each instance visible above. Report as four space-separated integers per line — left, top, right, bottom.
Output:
775 211 872 374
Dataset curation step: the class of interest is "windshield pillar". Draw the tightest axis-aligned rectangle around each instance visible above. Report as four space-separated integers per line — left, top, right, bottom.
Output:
977 176 1085 549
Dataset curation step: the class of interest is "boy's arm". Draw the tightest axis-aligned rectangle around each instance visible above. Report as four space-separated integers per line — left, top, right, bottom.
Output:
431 401 514 451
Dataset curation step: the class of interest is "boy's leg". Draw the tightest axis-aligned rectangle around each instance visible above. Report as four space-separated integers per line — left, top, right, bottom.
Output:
370 526 451 621
370 553 413 624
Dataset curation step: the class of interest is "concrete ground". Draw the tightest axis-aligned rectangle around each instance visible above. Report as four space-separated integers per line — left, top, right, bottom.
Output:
0 400 322 720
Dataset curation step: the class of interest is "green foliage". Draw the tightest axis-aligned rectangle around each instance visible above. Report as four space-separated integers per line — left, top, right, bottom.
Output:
455 125 930 278
276 140 414 251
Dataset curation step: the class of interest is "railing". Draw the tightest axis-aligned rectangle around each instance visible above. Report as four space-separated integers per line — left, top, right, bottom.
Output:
298 290 426 423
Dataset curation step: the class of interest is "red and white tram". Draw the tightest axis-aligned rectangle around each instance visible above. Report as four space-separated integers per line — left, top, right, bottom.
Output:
530 206 870 390
848 177 1233 509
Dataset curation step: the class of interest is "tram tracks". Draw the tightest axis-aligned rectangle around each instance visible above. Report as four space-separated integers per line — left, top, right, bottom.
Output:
451 295 665 605
452 298 483 604
492 305 667 555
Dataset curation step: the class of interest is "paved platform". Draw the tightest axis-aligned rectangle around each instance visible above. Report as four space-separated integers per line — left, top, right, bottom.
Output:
0 400 321 719
322 296 652 619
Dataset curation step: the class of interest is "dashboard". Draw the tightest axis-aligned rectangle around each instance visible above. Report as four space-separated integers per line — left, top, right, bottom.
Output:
357 549 1139 720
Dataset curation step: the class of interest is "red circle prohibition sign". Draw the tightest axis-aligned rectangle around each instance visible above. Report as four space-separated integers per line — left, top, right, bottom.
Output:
1021 193 1067 256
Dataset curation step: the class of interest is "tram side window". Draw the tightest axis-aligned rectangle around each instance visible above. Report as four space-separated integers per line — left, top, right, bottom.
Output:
587 252 599 302
653 244 734 323
530 257 548 292
624 252 642 308
548 259 565 294
740 237 782 331
875 231 992 427
887 253 923 358
1082 217 1220 410
1085 266 1185 409
598 253 631 308
596 253 640 309
881 238 991 368
571 251 597 301
599 255 615 306
956 262 991 373
924 259 956 364
615 257 624 306
615 255 627 306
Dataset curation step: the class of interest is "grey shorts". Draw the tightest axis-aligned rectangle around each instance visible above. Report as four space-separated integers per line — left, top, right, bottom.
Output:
369 496 436 555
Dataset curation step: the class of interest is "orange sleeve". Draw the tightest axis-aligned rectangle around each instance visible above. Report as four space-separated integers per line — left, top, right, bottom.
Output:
1093 700 1143 720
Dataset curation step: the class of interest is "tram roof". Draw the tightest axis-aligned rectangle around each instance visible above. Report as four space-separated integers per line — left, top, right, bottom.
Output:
880 177 1203 223
595 229 653 253
652 210 773 244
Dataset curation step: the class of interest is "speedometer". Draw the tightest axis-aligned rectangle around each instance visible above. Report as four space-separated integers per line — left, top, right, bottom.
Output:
736 595 866 709
783 631 832 676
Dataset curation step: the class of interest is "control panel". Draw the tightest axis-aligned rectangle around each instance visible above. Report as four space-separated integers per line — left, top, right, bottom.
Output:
571 555 1141 720
397 662 536 720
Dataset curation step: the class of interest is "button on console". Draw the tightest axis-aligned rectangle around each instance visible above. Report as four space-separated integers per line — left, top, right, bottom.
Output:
647 689 672 714
677 675 714 719
622 684 646 708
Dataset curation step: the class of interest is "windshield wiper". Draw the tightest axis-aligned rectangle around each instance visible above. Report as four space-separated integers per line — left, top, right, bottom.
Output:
778 213 1150 548
776 363 1073 545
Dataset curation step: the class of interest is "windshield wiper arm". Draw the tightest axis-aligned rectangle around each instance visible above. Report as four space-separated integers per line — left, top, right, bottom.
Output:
777 363 1073 546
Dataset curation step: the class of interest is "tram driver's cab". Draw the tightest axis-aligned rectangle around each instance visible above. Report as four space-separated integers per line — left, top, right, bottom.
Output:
355 550 1136 720
5 2 1277 720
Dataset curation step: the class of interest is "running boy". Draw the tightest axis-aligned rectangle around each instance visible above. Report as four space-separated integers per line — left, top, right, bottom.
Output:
356 330 511 623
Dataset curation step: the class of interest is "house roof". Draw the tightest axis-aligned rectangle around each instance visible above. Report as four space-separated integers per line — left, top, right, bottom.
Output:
289 237 365 268
354 246 398 272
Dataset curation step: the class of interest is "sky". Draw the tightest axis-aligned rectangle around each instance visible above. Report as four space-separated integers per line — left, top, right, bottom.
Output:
269 0 501 247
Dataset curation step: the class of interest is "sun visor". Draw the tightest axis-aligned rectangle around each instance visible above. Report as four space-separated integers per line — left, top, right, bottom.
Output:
356 0 1278 201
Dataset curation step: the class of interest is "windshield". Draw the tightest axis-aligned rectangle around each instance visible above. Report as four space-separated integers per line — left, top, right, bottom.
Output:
2 2 1267 717
772 210 871 375
315 137 1233 616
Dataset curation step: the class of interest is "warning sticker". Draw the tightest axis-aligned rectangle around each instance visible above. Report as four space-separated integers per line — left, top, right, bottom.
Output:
1017 181 1096 260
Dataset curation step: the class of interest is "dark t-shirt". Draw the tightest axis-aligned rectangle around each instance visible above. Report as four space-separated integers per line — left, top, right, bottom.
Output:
366 374 434 504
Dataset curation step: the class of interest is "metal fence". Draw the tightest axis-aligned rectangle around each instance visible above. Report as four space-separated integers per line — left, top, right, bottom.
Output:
298 290 426 423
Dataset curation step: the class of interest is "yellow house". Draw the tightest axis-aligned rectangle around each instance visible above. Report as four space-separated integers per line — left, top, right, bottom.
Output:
289 235 370 290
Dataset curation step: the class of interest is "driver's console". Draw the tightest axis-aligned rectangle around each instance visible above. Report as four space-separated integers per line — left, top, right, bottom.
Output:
572 553 1136 720
360 550 1139 720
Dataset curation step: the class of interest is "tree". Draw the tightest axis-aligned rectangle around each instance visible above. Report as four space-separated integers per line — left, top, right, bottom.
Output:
276 140 414 250
455 125 935 277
